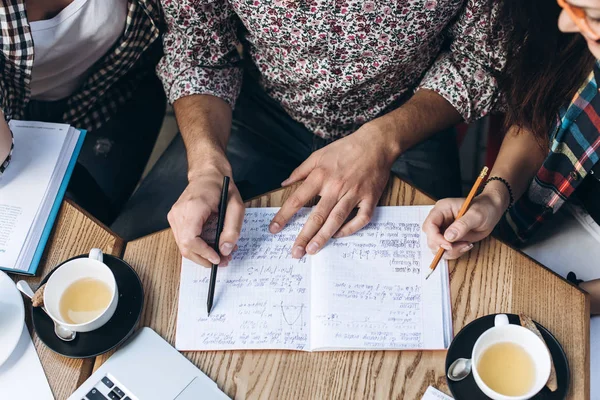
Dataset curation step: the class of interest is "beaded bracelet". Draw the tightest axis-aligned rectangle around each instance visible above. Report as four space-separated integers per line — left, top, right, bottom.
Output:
480 176 514 210
0 128 14 177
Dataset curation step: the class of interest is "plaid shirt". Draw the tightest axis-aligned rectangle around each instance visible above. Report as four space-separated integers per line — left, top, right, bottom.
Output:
497 62 600 245
0 0 161 131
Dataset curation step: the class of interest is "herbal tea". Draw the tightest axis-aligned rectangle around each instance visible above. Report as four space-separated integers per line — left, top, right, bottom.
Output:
477 342 536 396
59 278 112 324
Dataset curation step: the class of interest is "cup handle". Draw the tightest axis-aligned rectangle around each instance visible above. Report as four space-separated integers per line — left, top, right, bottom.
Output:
494 314 509 327
89 248 104 263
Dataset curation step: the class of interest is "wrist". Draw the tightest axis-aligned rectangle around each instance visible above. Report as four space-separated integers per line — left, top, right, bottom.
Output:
187 146 232 182
362 116 403 164
481 180 511 211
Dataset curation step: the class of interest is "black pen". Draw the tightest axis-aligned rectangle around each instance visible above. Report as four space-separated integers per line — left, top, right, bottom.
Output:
207 176 230 316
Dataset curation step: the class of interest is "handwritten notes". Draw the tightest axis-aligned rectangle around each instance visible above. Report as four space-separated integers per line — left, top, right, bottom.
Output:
310 207 450 350
177 209 312 351
176 207 452 352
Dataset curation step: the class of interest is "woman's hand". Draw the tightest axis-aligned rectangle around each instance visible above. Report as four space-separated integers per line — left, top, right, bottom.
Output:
422 181 510 259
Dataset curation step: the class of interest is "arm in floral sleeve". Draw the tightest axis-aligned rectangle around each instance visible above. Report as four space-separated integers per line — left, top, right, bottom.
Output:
157 0 247 270
157 0 244 106
418 0 506 122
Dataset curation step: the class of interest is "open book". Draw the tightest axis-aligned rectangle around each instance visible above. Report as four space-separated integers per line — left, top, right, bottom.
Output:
176 206 452 351
0 121 85 275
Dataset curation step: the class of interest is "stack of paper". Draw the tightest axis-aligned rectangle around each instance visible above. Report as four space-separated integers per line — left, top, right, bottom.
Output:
0 121 85 275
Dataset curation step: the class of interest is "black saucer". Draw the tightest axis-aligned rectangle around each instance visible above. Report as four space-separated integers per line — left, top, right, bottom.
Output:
32 254 144 358
445 314 569 400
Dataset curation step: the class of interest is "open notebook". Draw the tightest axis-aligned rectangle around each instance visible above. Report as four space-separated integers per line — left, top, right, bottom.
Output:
176 206 452 352
0 121 85 275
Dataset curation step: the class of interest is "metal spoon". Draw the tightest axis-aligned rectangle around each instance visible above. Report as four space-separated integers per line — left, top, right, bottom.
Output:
16 281 76 342
447 358 472 382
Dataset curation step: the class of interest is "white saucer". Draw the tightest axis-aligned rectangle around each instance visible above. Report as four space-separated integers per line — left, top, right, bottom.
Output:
0 271 25 367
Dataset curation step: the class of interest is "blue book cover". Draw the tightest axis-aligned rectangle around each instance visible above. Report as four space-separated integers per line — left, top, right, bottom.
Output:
0 128 86 276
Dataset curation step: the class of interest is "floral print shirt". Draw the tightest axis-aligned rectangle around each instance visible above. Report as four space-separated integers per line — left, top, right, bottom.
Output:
158 0 506 138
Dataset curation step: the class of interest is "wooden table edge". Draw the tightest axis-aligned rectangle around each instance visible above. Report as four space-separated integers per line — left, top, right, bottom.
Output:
63 198 126 256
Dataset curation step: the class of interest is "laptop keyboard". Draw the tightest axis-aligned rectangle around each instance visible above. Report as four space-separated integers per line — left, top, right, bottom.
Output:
82 375 133 400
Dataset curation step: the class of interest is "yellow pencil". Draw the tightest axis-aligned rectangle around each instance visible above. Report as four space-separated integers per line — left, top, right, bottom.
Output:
425 166 489 280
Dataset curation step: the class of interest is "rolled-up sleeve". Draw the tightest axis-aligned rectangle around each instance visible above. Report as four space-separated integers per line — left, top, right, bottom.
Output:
418 1 506 122
157 0 243 107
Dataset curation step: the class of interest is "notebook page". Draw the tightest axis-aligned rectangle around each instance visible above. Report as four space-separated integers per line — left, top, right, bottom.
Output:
310 206 451 351
176 208 312 351
0 121 69 271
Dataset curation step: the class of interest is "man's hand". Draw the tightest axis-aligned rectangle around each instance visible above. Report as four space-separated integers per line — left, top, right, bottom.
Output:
269 121 398 258
168 163 245 267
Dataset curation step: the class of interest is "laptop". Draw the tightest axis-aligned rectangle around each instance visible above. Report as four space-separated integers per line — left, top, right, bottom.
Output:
69 328 230 400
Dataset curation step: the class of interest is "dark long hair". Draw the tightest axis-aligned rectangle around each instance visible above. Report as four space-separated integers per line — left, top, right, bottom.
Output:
498 0 595 144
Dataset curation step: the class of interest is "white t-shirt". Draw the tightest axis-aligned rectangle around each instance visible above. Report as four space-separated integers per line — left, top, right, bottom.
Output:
29 0 128 101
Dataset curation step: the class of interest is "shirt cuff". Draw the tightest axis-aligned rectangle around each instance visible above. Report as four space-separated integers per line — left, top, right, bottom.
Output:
418 53 498 123
157 61 243 108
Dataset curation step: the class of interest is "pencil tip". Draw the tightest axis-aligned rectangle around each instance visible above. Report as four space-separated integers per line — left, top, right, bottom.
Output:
425 270 434 280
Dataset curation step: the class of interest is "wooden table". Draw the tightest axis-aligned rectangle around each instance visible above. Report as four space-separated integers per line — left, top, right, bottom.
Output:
12 200 125 399
18 178 590 399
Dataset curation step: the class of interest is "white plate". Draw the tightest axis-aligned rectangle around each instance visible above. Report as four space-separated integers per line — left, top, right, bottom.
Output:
0 271 25 367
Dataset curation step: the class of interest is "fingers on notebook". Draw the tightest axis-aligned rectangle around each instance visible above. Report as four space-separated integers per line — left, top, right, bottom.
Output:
306 196 356 254
334 200 374 239
219 194 245 256
270 179 318 234
294 192 338 257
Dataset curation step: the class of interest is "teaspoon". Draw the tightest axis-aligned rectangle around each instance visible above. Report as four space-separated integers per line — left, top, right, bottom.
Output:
447 357 472 382
16 281 77 342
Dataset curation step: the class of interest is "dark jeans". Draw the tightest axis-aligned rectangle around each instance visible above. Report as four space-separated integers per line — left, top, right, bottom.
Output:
25 75 166 225
111 77 461 240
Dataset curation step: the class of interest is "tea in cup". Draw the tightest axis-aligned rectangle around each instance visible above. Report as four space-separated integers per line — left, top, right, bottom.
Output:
471 314 551 400
43 249 118 333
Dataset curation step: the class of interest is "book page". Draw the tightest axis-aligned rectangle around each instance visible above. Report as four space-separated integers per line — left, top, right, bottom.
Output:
0 121 69 271
20 126 78 272
310 206 451 351
176 208 312 351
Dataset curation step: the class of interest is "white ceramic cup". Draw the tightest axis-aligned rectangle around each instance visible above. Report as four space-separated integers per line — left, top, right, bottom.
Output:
471 314 551 400
43 249 118 333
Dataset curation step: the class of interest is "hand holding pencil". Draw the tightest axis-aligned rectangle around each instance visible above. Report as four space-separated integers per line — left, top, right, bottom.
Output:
423 166 503 279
